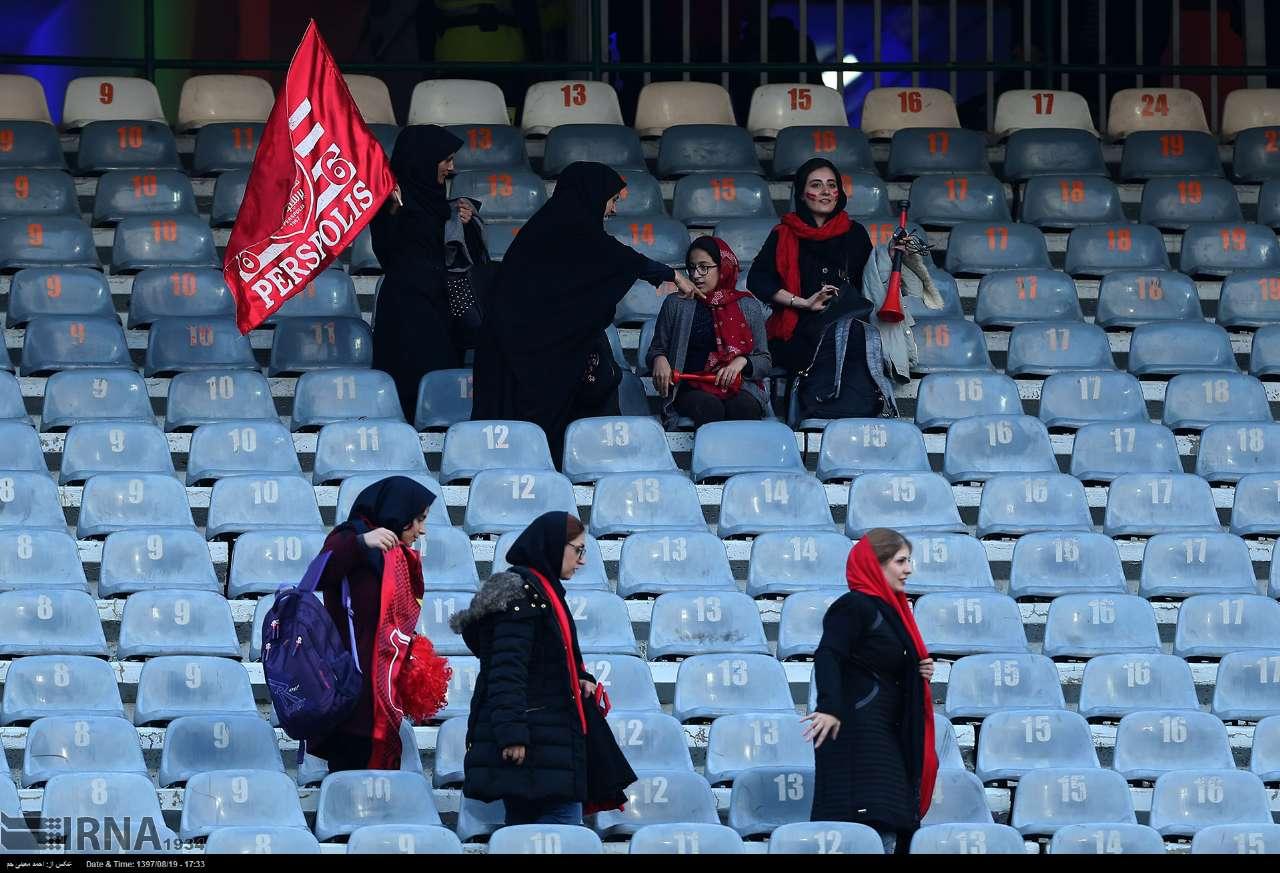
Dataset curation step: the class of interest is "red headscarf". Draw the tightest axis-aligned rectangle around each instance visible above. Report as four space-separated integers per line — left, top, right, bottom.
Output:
845 535 938 817
689 237 756 400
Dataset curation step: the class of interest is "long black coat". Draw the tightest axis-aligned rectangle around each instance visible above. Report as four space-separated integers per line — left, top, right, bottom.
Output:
452 568 595 803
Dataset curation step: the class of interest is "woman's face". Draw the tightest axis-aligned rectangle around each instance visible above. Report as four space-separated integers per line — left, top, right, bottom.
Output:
400 512 428 545
803 167 841 219
562 534 587 580
687 247 719 294
881 546 912 593
436 154 456 185
604 193 621 219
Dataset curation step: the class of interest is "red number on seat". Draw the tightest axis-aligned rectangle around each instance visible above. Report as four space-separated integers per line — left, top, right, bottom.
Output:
1032 92 1056 114
1159 134 1184 157
1259 278 1280 300
787 87 813 111
152 220 178 242
1137 276 1164 299
945 177 968 201
13 175 28 200
921 323 950 347
488 174 514 197
560 83 588 107
984 226 1009 251
927 132 950 154
1176 180 1202 204
1140 93 1171 116
170 273 198 297
231 127 255 150
312 321 337 345
630 223 655 246
69 322 86 343
0 130 12 153
710 178 737 201
189 325 215 347
1106 228 1132 251
898 91 924 113
468 128 493 151
132 175 158 198
1267 131 1280 154
811 130 837 152
26 223 43 246
117 126 144 150
1221 228 1248 251
1016 275 1037 300
99 82 114 104
1059 180 1085 203
45 275 61 298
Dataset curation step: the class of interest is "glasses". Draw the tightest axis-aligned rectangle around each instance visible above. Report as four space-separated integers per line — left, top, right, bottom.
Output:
686 263 716 277
568 543 586 558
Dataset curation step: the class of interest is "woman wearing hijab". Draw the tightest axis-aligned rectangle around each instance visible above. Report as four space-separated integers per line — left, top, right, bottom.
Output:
371 124 473 420
801 528 938 855
451 511 636 826
309 475 442 772
647 236 772 428
472 161 699 466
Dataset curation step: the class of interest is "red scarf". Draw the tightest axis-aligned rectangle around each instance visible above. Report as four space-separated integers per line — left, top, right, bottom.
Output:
692 238 756 400
529 569 588 734
368 544 427 770
845 536 938 817
765 210 853 341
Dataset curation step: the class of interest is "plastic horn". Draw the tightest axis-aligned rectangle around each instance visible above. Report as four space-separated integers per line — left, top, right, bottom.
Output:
878 198 909 324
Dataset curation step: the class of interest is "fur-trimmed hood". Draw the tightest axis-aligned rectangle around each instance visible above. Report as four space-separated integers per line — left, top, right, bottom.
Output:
448 571 533 634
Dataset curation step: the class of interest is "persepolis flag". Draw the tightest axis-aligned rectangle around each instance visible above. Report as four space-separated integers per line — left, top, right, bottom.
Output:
224 20 395 333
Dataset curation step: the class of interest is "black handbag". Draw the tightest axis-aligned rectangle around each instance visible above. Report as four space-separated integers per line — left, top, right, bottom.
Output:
583 686 637 814
578 332 622 407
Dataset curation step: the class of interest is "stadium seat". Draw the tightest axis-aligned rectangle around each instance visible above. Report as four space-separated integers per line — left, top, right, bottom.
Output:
746 82 846 138
343 74 396 125
905 533 996 594
1251 716 1280 778
1231 473 1280 537
692 421 804 481
606 216 689 265
209 169 247 226
1149 769 1272 837
1182 222 1280 277
710 217 776 264
617 531 735 598
463 467 576 535
671 653 793 722
431 715 468 787
1011 767 1137 835
1063 224 1171 276
942 414 1055 483
976 473 1093 539
22 315 132 376
1069 421 1181 482
40 368 149 431
1108 87 1210 139
76 473 193 539
22 715 146 787
165 369 277 432
628 823 746 854
838 171 894 220
727 766 815 838
1077 652 1200 721
542 123 643 176
606 711 694 773
920 768 994 825
268 316 374 376
582 472 702 538
0 529 87 593
845 471 964 538
176 74 273 129
909 265 964 319
348 823 464 854
100 527 220 597
414 369 473 430
1020 175 1126 229
703 713 812 786
635 82 735 137
0 471 64 530
657 124 762 178
596 771 720 837
1165 372 1271 432
1251 323 1280 377
915 591 1028 657
0 216 98 270
994 89 1099 137
648 590 768 660
335 473 447 528
205 474 323 540
718 472 833 538
945 653 1065 719
914 372 1022 429
1256 181 1280 230
60 421 176 483
976 709 1099 782
0 372 24 424
559 591 638 655
314 770 441 842
1005 322 1115 376
314 418 428 484
290 368 402 431
1003 128 1108 181
192 122 263 175
93 168 196 226
1174 593 1280 658
0 74 51 123
909 174 1010 228
448 169 547 221
1103 473 1221 537
416 591 473 656
1191 823 1280 855
127 267 236 327
672 172 775 225
1120 130 1222 182
489 824 604 854
41 772 177 852
0 169 77 219
911 318 994 373
205 827 323 854
861 87 959 139
8 266 117 328
615 279 668 324
944 222 1050 276
2 655 124 724
745 530 852 597
613 171 666 217
492 529 607 590
133 655 256 725
454 796 504 842
407 79 507 126
0 121 64 170
1221 88 1280 141
180 767 308 839
1008 531 1126 598
440 420 552 483
118 588 238 659
1094 269 1202 327
772 125 874 179
0 589 106 657
910 823 1027 854
1042 593 1162 658
347 227 380 273
1215 650 1280 723
266 271 360 322
1112 710 1234 782
1047 823 1167 855
583 654 661 713
1196 422 1280 483
888 128 989 178
814 418 928 481
1232 125 1280 183
442 123 528 174
0 423 43 474
562 416 677 484
226 529 325 598
522 79 624 135
1140 176 1242 230
75 119 179 173
112 215 218 272
973 269 1082 329
774 590 841 660
934 713 965 769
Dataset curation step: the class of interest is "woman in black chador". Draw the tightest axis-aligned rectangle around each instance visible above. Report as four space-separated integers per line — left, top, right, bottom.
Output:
472 161 698 466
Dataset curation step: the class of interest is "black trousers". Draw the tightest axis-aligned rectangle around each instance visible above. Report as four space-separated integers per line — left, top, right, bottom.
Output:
674 388 762 428
316 734 374 772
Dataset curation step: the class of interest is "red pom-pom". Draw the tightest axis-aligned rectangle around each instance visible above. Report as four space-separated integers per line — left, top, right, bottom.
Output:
397 634 452 723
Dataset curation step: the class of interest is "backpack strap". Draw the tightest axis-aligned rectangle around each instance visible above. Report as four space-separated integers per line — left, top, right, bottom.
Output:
298 550 362 675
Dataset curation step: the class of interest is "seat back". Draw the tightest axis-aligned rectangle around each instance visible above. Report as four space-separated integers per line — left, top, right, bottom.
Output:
268 316 374 375
590 472 706 537
463 467 577 535
23 715 145 787
0 529 88 593
1005 322 1115 376
1003 128 1107 181
0 589 107 657
1149 770 1272 837
291 368 402 430
994 89 1098 137
976 709 1099 782
657 124 762 177
145 316 255 376
596 770 720 837
606 216 689 265
906 533 996 594
1009 531 1125 599
845 472 964 538
909 173 1010 227
718 472 833 538
112 215 218 271
1181 222 1280 277
128 267 235 327
1069 422 1181 483
1232 126 1280 183
542 124 644 176
522 80 623 135
1019 175 1126 228
440 420 553 483
692 420 805 481
921 768 995 824
1043 593 1162 658
704 713 813 785
1077 653 1199 721
41 369 151 430
76 472 194 538
1103 473 1221 537
60 421 175 483
1196 422 1280 484
158 715 284 786
1010 768 1137 835
1113 710 1234 781
1095 269 1202 327
887 128 990 178
635 82 735 136
915 591 1029 657
415 368 473 430
974 268 1083 327
944 654 1068 720
747 83 846 137
628 822 745 854
1119 129 1222 180
860 87 959 139
408 79 507 126
745 530 852 597
1140 176 1242 229
165 369 275 431
192 122 263 175
1211 650 1280 721
816 418 929 480
617 531 735 598
0 75 51 123
944 222 1051 275
672 654 793 722
648 591 769 660
1047 823 1167 855
1107 87 1210 138
314 771 441 841
177 75 273 129
205 474 323 540
62 76 165 127
186 420 300 483
76 119 179 173
1164 372 1271 431
605 711 695 773
914 372 1022 429
1174 594 1280 658
99 527 219 598
672 172 776 224
448 168 547 221
976 473 1093 538
133 655 256 725
0 216 98 270
942 414 1056 483
1063 224 1172 276
0 121 64 171
0 169 78 219
772 125 874 179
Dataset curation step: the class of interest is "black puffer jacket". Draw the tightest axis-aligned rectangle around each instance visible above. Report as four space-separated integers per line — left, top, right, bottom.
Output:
451 567 593 803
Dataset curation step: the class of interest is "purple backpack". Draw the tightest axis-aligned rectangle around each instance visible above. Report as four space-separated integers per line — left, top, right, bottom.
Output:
262 551 363 742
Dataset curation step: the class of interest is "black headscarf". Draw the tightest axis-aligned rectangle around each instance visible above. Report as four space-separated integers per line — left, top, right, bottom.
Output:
504 510 569 584
338 475 436 575
389 124 463 222
792 157 849 227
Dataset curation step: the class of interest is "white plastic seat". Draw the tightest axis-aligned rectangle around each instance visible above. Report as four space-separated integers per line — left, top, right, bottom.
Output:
634 82 735 137
462 468 576 535
704 713 813 785
61 76 165 128
440 420 553 483
2 655 125 725
158 713 284 787
1077 653 1200 721
1140 532 1257 598
914 372 1023 430
647 590 769 660
1102 473 1221 537
727 766 815 838
1173 593 1280 658
976 709 1099 782
1164 372 1272 432
1221 89 1280 141
77 473 194 539
1047 823 1167 854
1008 531 1125 599
133 655 256 725
746 83 847 138
944 653 1066 720
921 768 994 825
910 823 1028 854
976 472 1092 539
617 531 735 598
185 420 299 484
1113 710 1234 782
407 79 507 126
627 823 745 854
291 368 403 431
845 472 965 538
0 589 108 658
906 533 996 594
606 711 694 774
719 472 834 538
177 75 273 129
860 87 960 139
0 529 88 594
1148 769 1273 837
314 770 441 842
0 75 52 123
692 420 804 481
993 89 1099 138
1010 768 1137 835
100 527 219 598
179 769 307 840
562 416 677 484
206 474 323 540
1106 88 1210 138
313 419 425 483
1069 422 1181 483
22 715 146 787
343 75 396 125
118 589 238 659
915 591 1029 657
522 80 623 135
745 530 852 597
1043 593 1162 658
1212 650 1280 721
816 418 929 480
943 414 1056 483
671 653 794 722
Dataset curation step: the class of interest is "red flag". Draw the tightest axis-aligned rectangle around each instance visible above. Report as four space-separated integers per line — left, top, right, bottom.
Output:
223 20 394 334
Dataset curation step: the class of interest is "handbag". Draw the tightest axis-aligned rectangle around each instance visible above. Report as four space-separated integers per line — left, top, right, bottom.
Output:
578 332 622 407
583 685 636 815
446 272 485 348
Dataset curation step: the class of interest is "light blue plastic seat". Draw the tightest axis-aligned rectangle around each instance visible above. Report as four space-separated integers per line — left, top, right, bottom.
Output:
589 472 704 538
562 416 676 484
595 771 720 838
21 315 130 376
1096 272 1203 330
1197 422 1280 484
1008 531 1125 598
692 421 804 482
905 533 996 594
444 123 529 172
719 472 833 538
845 472 964 538
7 267 113 329
314 770 441 842
1140 176 1242 230
22 715 146 787
1020 175 1125 228
909 174 1009 228
815 418 928 481
265 270 361 322
118 590 238 659
1070 422 1181 482
191 122 263 174
489 824 604 854
727 766 815 838
1119 130 1222 180
1064 224 1171 277
462 467 576 535
0 471 64 531
1252 323 1280 377
1251 716 1280 778
1113 710 1233 781
145 316 255 376
1217 269 1280 328
1192 823 1280 854
205 474 323 540
607 711 694 773
712 218 778 265
0 372 26 424
1149 769 1272 837
179 769 307 840
671 653 794 722
93 168 195 225
432 716 467 786
910 823 1027 854
1102 473 1220 537
0 529 87 593
976 473 1092 539
614 278 668 324
0 422 45 474
1010 768 1136 835
227 529 325 599
617 531 734 598
1213 650 1280 721
440 420 553 484
448 169 546 221
1181 223 1280 277
564 590 639 655
629 823 746 854
1174 593 1280 658
1232 126 1280 183
76 472 192 538
613 171 666 217
1128 322 1237 376
657 124 762 177
1043 593 1162 658
542 124 643 176
915 372 1021 430
0 215 98 270
133 655 256 725
944 653 1066 719
312 419 425 483
414 368 473 430
704 713 812 785
291 368 402 431
348 227 380 273
75 118 179 172
1164 372 1272 431
915 592 1028 657
268 316 373 376
336 473 447 528
111 215 217 272
973 269 1083 327
921 769 995 825
648 591 768 660
0 121 65 170
772 125 875 180
1047 823 1167 854
888 128 990 177
41 772 178 853
1259 179 1280 230
347 823 463 854
158 714 284 787
1 656 124 724
907 265 965 320
935 713 965 768
127 268 235 329
840 171 894 221
911 318 993 373
1003 128 1107 180
975 709 1099 782
1077 653 1200 720
944 222 1051 276
492 529 605 590
775 591 840 660
204 827 322 854
185 420 297 484
606 215 689 265
583 654 661 713
1037 371 1146 430
454 796 504 842
415 590 472 656
1006 322 1114 376
745 531 852 597
672 172 776 225
942 414 1056 483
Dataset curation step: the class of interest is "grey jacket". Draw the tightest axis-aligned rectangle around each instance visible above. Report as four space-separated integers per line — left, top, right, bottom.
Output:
645 294 772 428
860 243 945 382
444 196 485 272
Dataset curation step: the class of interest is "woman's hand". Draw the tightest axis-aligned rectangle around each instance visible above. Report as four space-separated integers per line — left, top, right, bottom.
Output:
580 678 597 697
361 528 399 552
652 355 673 398
673 273 704 300
715 356 747 389
800 712 842 749
457 198 475 224
919 658 935 682
502 745 526 765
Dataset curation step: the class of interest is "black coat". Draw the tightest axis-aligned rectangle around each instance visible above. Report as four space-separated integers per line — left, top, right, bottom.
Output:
810 591 926 834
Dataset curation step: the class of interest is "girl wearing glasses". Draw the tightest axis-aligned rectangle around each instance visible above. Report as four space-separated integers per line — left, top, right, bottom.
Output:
646 237 773 428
